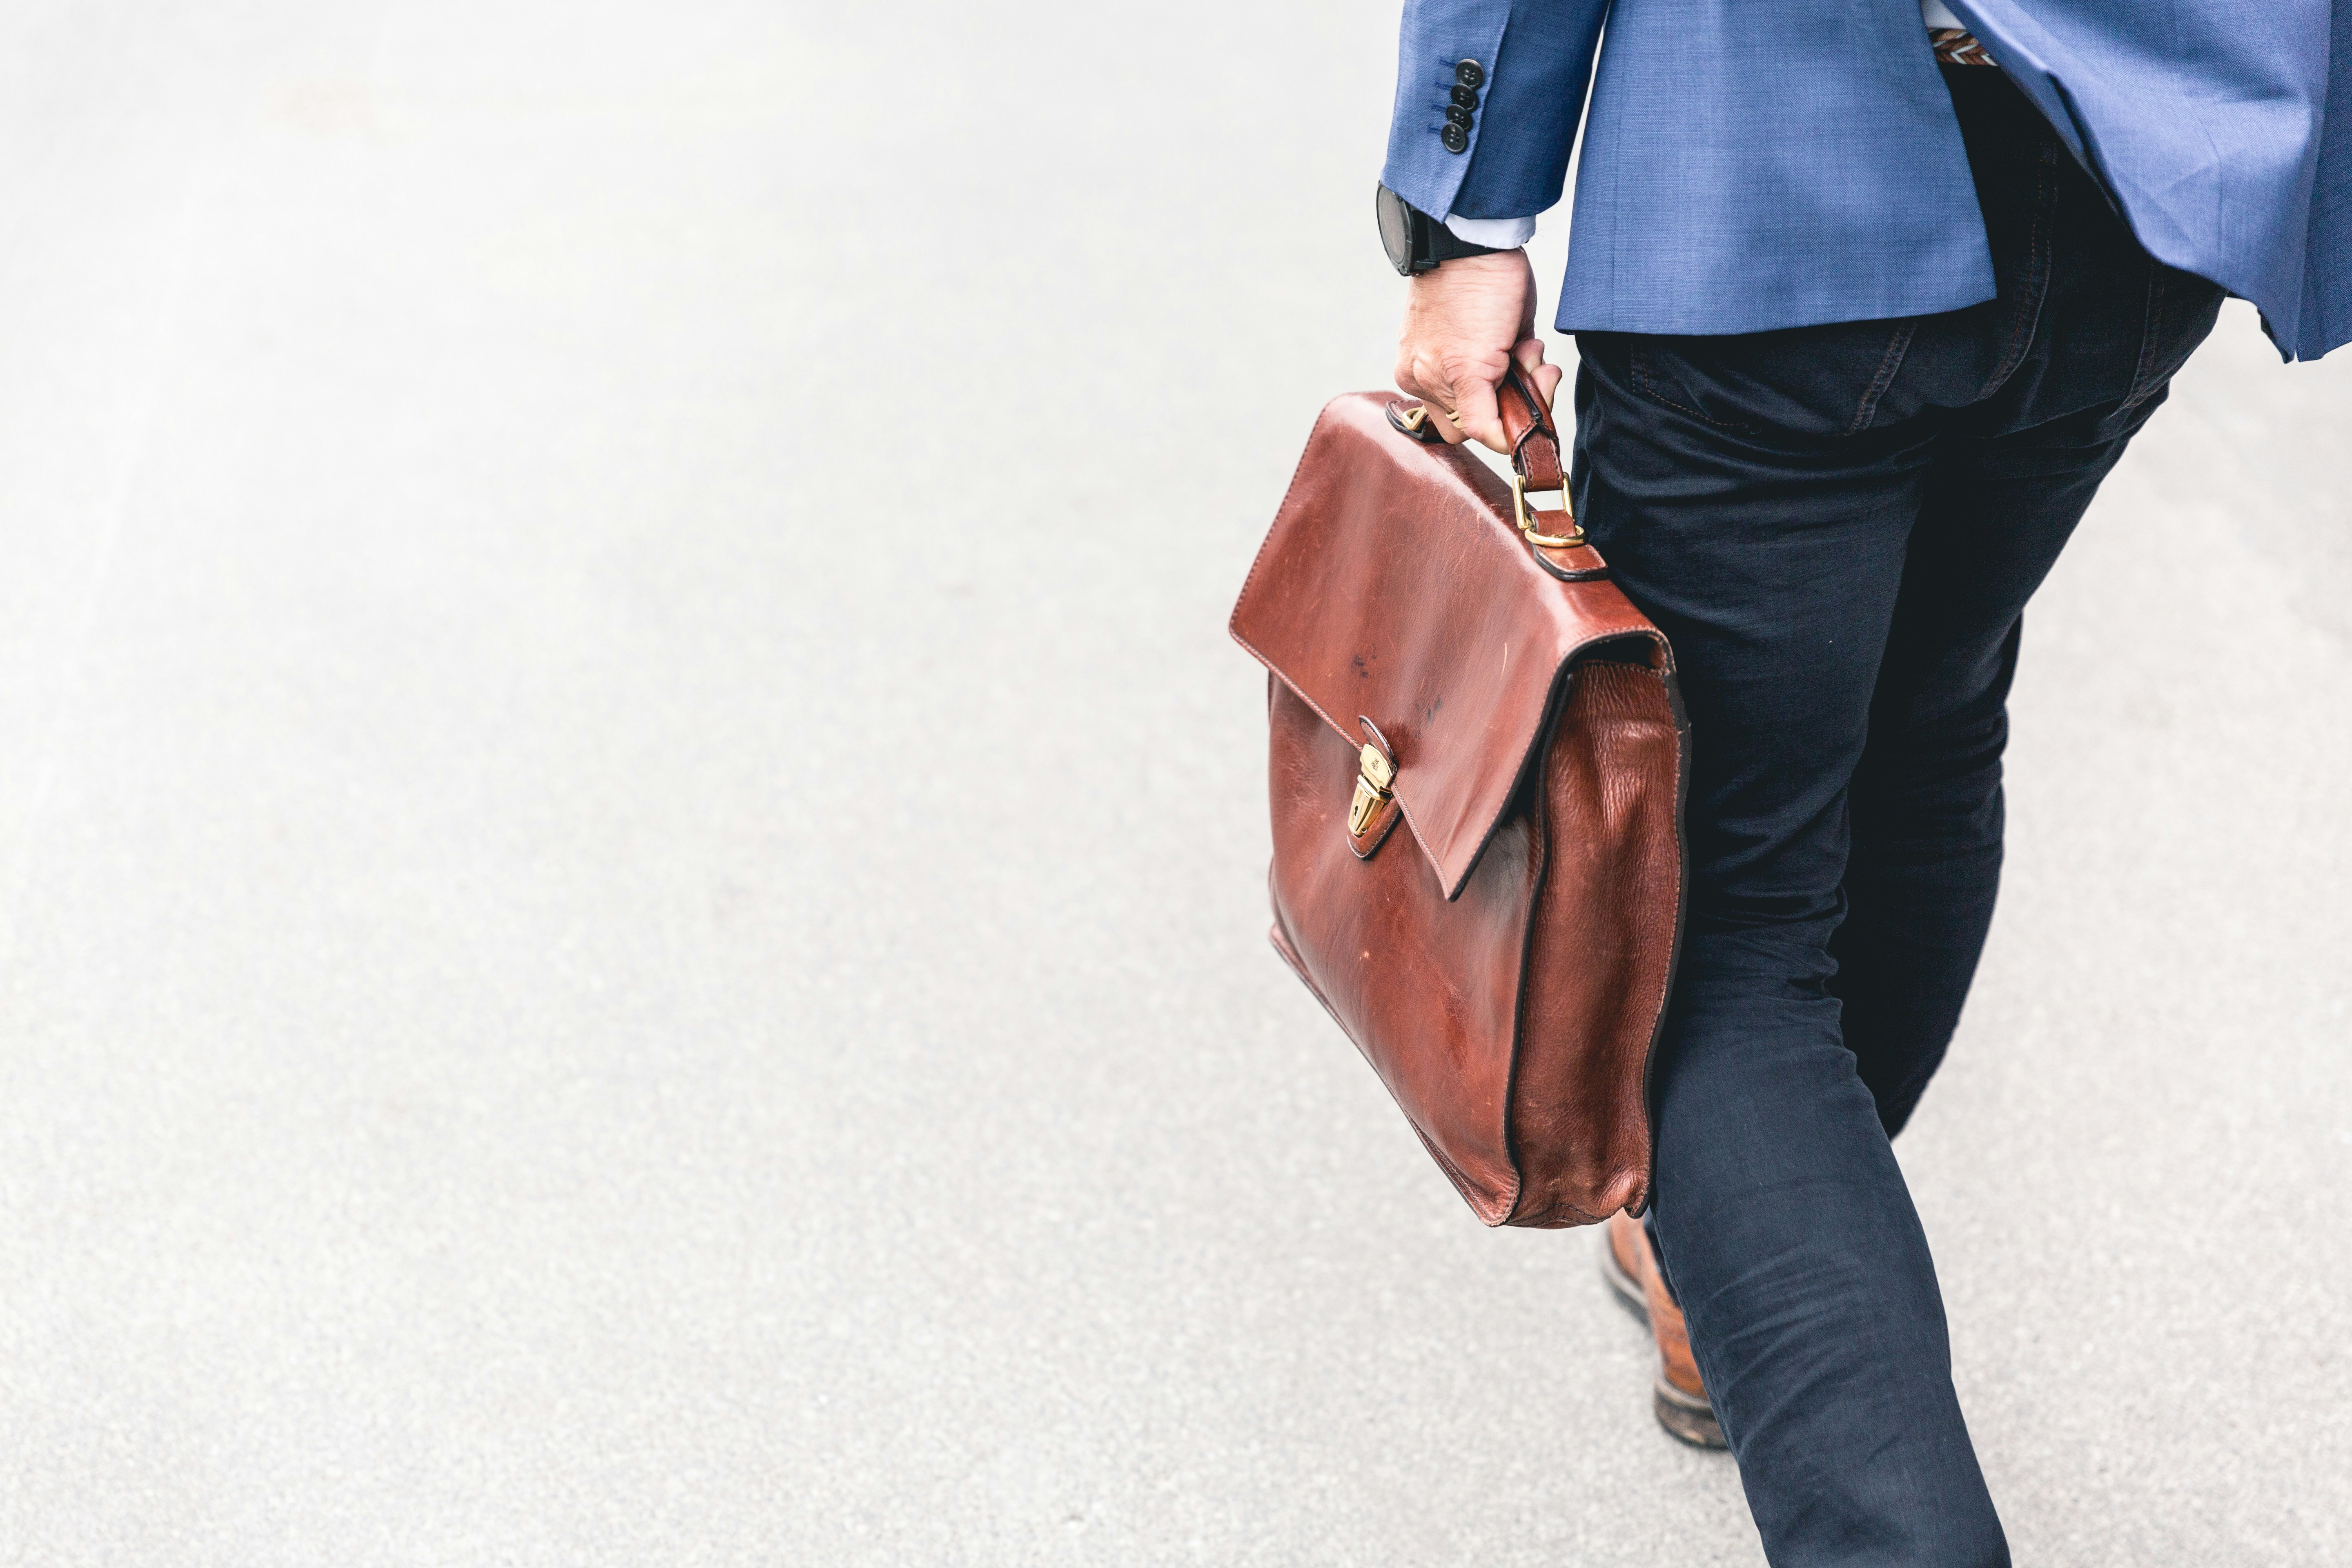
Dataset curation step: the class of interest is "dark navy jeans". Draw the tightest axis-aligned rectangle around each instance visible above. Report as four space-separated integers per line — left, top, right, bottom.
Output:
1570 67 2223 1568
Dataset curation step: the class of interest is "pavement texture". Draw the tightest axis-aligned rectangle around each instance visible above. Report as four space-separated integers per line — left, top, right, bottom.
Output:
1 3 2348 1563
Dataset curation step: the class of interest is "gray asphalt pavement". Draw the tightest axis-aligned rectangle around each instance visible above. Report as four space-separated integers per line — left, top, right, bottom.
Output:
2 3 2347 1563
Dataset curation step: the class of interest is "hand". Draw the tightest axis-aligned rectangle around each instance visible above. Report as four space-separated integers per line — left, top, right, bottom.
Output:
1394 248 1564 455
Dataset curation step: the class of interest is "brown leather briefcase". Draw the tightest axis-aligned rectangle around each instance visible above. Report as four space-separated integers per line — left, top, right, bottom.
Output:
1229 369 1689 1227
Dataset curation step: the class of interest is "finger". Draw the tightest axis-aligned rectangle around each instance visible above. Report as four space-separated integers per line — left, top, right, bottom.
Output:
1510 338 1565 410
1531 359 1565 409
1398 357 1470 443
1452 374 1508 455
1395 357 1444 413
1394 353 1427 402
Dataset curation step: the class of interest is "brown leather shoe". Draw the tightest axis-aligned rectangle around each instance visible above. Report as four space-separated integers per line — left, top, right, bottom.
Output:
1601 1212 1727 1450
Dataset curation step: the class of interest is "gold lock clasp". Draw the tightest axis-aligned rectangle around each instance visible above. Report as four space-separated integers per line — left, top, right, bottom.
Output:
1348 741 1396 839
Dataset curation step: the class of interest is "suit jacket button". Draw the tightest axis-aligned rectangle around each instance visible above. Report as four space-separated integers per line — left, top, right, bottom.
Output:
1450 84 1479 109
1440 124 1470 153
1455 60 1485 89
1446 105 1474 129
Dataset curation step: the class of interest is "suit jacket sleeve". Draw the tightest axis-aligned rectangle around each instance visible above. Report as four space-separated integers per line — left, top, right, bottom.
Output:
1381 0 1613 222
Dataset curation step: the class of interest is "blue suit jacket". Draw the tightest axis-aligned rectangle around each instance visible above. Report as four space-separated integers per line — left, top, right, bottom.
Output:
1383 0 2351 360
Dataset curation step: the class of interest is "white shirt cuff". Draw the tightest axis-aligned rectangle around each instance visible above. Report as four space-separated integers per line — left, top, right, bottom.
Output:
1444 214 1537 249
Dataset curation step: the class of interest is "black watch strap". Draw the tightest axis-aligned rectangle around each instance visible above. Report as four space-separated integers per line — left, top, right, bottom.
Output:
1376 183 1508 276
1426 221 1503 266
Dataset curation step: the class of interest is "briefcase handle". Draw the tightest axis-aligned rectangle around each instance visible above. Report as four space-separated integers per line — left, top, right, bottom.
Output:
1385 363 1584 550
1492 363 1584 549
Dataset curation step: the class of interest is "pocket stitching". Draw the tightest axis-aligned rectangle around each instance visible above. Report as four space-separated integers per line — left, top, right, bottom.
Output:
2119 263 2170 414
1846 321 1920 434
1628 352 1760 434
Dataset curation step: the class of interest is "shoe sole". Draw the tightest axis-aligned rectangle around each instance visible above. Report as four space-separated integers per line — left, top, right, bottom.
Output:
1654 1378 1729 1449
1599 1230 1731 1451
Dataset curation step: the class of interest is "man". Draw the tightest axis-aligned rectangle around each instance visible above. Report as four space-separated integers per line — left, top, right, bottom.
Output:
1376 2 2349 1563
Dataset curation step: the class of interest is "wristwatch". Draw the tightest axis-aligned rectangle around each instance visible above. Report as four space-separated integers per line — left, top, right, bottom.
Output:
1376 183 1507 276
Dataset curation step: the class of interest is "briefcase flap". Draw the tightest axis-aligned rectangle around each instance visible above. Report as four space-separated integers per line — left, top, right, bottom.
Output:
1230 392 1666 901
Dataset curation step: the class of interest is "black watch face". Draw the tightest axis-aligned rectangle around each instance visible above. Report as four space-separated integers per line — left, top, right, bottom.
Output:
1375 184 1417 276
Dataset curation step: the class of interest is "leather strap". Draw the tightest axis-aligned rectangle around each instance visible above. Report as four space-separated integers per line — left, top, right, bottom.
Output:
1384 365 1606 577
1387 363 1564 481
1494 361 1564 492
1495 365 1609 579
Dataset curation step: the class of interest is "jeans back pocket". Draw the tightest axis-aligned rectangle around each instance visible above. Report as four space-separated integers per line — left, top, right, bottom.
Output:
1617 317 1924 439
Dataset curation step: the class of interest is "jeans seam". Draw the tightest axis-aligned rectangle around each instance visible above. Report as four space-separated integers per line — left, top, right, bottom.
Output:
1846 321 1919 434
1976 147 2058 399
2119 264 2170 414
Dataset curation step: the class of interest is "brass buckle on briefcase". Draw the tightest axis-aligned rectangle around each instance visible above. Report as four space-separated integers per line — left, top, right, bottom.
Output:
1511 472 1586 550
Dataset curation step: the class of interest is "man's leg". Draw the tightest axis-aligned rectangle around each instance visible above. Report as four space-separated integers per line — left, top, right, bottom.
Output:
1827 58 2229 1139
1832 400 2174 1137
1580 353 2213 1568
1572 326 2010 1568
